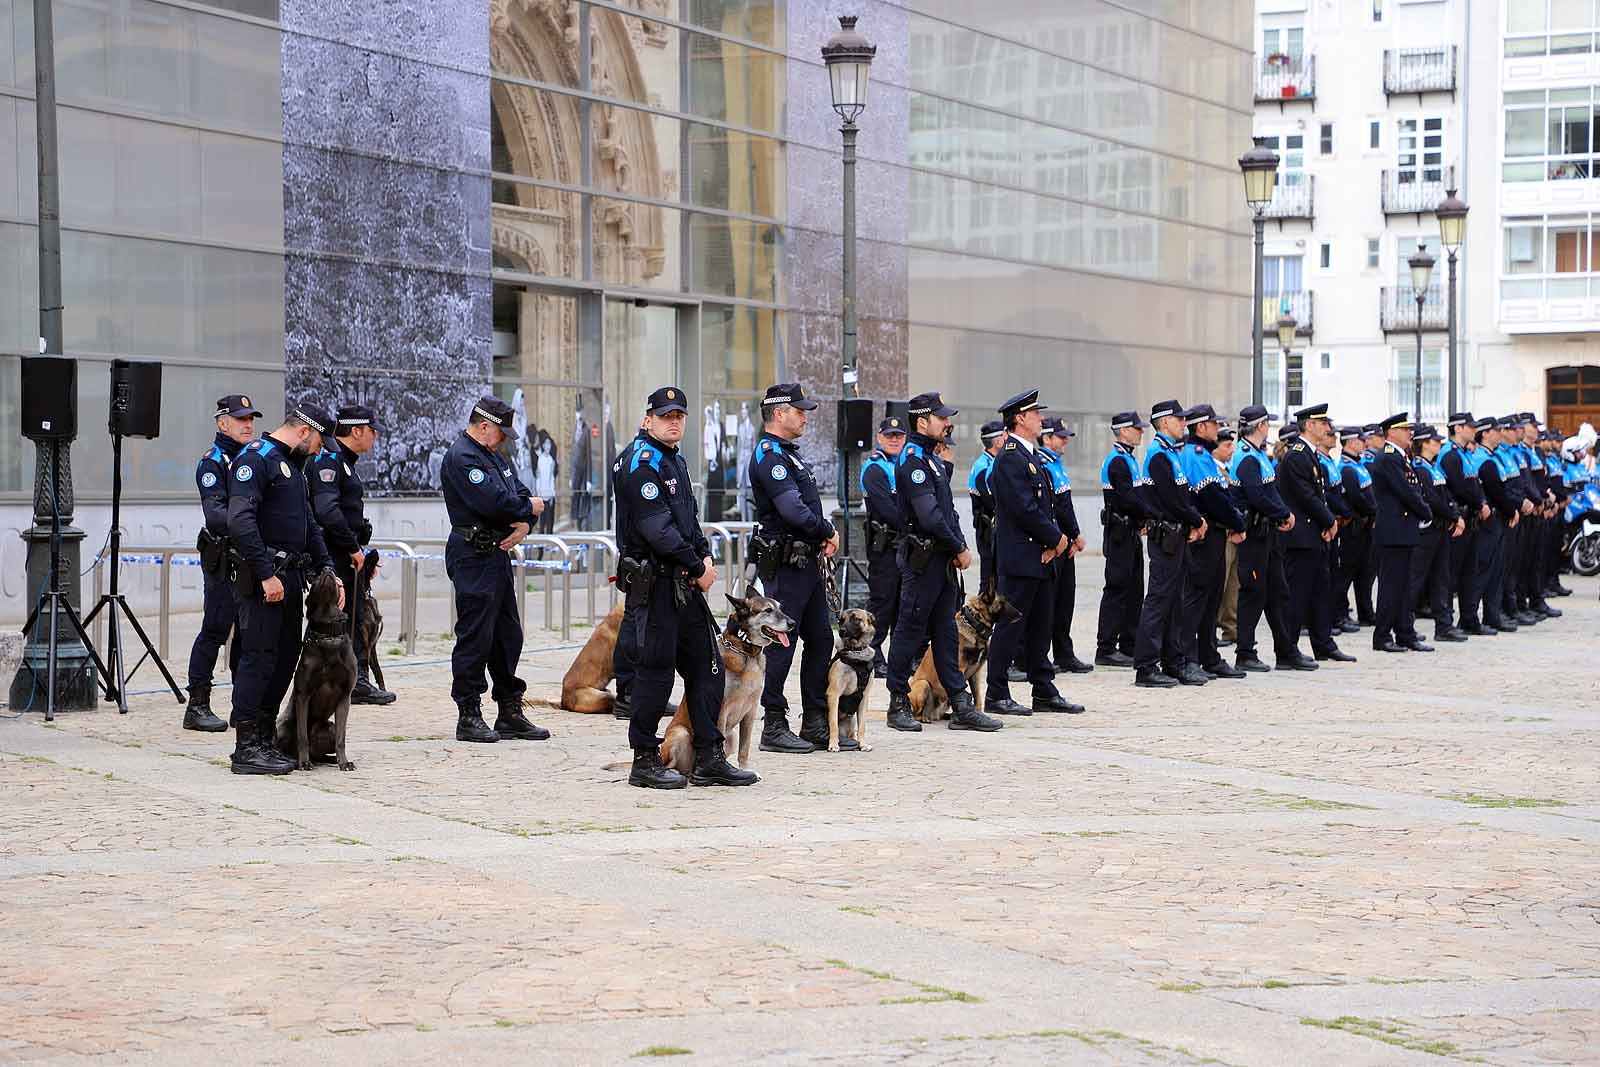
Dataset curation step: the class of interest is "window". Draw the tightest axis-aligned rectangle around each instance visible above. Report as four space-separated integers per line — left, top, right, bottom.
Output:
1396 116 1444 185
1503 88 1600 181
1367 238 1381 268
1320 351 1332 371
1373 0 1383 22
1259 133 1305 186
1370 120 1382 150
1499 214 1600 302
1394 347 1444 420
1320 242 1331 269
1320 122 1334 155
1261 349 1304 409
1287 351 1305 408
1264 255 1304 297
1262 27 1305 59
1396 236 1440 294
1506 0 1600 55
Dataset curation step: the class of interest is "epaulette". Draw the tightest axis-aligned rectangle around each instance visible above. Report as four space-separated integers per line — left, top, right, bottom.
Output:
1003 441 1018 450
1384 442 1401 454
1291 442 1307 452
902 441 925 459
629 447 663 473
754 439 780 463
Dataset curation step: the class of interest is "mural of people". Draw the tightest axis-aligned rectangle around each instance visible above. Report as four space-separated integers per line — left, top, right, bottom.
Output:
535 434 557 534
570 398 592 529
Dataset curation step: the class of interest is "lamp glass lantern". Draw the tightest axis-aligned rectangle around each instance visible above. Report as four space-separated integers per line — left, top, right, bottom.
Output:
1409 244 1437 293
1436 188 1468 253
822 16 876 123
1276 314 1297 351
1238 137 1281 211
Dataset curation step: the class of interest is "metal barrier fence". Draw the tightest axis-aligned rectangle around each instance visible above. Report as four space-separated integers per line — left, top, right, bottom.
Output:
83 522 758 662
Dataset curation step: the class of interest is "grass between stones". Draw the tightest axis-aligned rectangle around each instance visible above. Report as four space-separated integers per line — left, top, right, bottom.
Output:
942 1028 1237 1065
1299 1016 1477 1059
1441 792 1568 808
823 958 982 1006
632 1047 691 1058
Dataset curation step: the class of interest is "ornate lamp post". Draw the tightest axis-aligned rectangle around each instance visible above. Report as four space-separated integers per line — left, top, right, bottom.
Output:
1275 313 1297 426
1409 243 1437 421
1239 138 1280 406
1436 188 1469 414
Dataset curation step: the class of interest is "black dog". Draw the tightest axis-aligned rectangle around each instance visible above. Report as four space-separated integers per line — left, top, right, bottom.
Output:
356 550 387 693
276 571 357 771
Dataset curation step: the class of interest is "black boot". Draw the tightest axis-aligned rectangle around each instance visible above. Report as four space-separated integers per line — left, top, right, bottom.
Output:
886 693 922 732
947 690 1002 732
1095 651 1135 668
1235 654 1271 673
455 701 500 743
183 684 227 733
691 746 759 786
628 747 687 789
493 697 551 741
256 708 297 771
1135 668 1179 688
230 719 292 776
758 709 814 753
800 706 858 751
612 686 632 721
350 667 397 706
1032 689 1085 714
1174 663 1210 686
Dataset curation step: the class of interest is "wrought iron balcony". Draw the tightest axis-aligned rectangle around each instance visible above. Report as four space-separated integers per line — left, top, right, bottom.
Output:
1261 291 1314 337
1380 286 1449 332
1256 53 1315 104
1260 176 1314 222
1383 46 1457 96
1381 166 1456 216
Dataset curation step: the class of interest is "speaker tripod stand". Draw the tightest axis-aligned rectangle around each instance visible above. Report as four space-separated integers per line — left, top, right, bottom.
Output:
82 431 185 713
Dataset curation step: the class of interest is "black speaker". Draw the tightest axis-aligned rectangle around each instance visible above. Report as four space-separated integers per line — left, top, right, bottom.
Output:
109 359 162 439
20 356 77 440
837 397 873 452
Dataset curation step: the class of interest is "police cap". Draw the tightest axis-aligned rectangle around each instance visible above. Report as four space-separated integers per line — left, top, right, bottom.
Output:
1111 410 1146 431
1294 403 1331 423
762 383 819 411
998 389 1045 417
291 404 334 436
645 386 689 415
214 394 262 420
1042 417 1075 438
878 416 907 435
335 403 378 434
1338 425 1364 442
1380 412 1412 431
1362 423 1383 436
909 391 959 418
1149 398 1184 422
470 396 519 440
1237 404 1270 429
1473 416 1498 431
1183 403 1218 426
1216 427 1236 442
1413 424 1439 443
979 419 1006 441
1447 411 1474 428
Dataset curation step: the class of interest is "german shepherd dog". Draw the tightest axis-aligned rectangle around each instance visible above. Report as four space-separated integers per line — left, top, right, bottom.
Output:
826 608 876 752
557 602 625 714
907 587 1021 722
660 590 792 775
276 571 358 771
355 550 386 692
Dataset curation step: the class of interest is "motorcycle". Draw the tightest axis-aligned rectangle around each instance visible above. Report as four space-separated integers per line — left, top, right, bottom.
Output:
1568 517 1600 576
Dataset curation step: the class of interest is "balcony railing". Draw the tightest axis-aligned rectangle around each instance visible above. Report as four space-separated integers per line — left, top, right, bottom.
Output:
1380 286 1449 332
1261 176 1314 222
1256 54 1315 103
1381 166 1456 215
1261 291 1314 337
1383 46 1457 96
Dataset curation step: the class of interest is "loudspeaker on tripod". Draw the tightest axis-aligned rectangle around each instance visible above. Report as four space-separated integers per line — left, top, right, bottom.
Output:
109 359 162 439
837 397 873 452
20 356 77 440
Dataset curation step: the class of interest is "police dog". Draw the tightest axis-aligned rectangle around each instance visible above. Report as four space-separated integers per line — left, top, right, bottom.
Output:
907 587 1021 722
660 591 792 774
355 550 386 692
277 570 358 771
556 602 625 713
826 608 876 752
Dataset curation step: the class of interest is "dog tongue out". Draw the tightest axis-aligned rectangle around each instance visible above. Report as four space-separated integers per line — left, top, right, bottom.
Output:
772 630 790 648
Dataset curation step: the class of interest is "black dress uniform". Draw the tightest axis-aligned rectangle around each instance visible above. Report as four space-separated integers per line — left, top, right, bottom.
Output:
1476 421 1521 631
1095 413 1149 666
860 417 906 676
1439 414 1489 633
1227 406 1299 671
883 394 1002 732
1278 405 1342 664
1334 431 1376 630
440 396 549 744
308 404 394 705
227 406 335 775
1369 414 1432 652
968 421 1005 593
1408 428 1462 642
183 394 259 732
1175 406 1245 680
616 387 754 789
749 383 837 754
1133 399 1205 687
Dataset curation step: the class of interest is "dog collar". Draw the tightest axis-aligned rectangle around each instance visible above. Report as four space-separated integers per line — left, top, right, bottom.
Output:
720 627 762 666
958 603 996 643
834 647 876 664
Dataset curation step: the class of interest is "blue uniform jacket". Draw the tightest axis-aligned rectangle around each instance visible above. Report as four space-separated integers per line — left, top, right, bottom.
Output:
1100 442 1148 522
860 449 899 528
749 431 835 544
1142 433 1204 527
441 431 536 531
1039 445 1081 539
613 432 710 576
1179 435 1244 532
1371 442 1430 546
227 433 332 583
196 432 245 537
1227 439 1290 524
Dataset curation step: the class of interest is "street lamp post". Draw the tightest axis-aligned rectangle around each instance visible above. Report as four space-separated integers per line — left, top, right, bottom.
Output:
1276 313 1297 427
1239 138 1280 407
1436 188 1469 414
1409 243 1437 422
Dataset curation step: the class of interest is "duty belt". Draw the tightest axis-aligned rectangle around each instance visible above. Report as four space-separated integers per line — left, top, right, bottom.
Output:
1100 508 1134 527
453 524 509 553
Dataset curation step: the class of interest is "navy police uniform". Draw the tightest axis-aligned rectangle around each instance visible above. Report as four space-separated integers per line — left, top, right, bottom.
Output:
1475 420 1521 630
1439 413 1489 632
860 417 906 674
1369 413 1431 651
748 383 838 753
1333 429 1376 629
440 396 548 743
1175 405 1245 679
968 420 1005 593
1408 426 1461 641
1040 419 1090 674
609 430 650 720
227 405 335 774
1095 411 1148 663
1277 405 1342 662
183 394 259 732
1227 405 1297 669
1133 399 1204 687
308 403 394 705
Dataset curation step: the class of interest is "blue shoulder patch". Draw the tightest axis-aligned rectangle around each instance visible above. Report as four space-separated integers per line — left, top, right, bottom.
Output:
898 441 925 464
207 445 225 464
629 447 662 473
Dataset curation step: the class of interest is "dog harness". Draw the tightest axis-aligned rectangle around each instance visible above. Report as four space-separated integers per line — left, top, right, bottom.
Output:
303 612 349 647
958 603 997 645
830 646 875 691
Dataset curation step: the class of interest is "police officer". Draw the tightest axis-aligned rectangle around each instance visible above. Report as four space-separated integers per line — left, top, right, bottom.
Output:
184 394 260 732
1350 423 1384 624
1409 424 1466 642
748 383 841 754
610 423 650 720
227 405 340 774
861 417 907 677
983 389 1081 713
1543 430 1575 597
308 404 394 705
1492 416 1538 627
1369 413 1431 653
883 393 999 732
1041 418 1091 674
1175 404 1246 680
1333 426 1376 634
1440 412 1491 636
1214 426 1241 647
1095 411 1149 667
1134 399 1206 688
616 387 754 788
1475 417 1521 632
1227 405 1300 672
440 396 549 744
968 420 1006 593
1279 404 1353 665
1518 415 1562 619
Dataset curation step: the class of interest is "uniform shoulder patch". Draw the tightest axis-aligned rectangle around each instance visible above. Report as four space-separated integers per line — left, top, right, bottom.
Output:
320 468 336 482
1027 463 1037 474
468 468 485 484
1292 442 1307 452
200 471 217 488
1003 441 1017 450
771 464 788 480
641 481 660 500
279 462 292 478
910 467 926 484
235 464 253 482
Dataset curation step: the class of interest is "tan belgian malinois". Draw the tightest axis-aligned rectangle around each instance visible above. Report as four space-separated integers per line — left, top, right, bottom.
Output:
906 587 1021 722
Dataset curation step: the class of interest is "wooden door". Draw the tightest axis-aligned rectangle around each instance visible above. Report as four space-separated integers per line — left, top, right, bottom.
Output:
1546 365 1600 436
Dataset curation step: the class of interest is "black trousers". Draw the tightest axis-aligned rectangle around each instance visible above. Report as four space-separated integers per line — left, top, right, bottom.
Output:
1353 530 1378 621
446 536 524 707
625 575 723 752
333 554 370 678
1335 521 1370 621
1409 528 1451 634
230 576 303 729
1477 518 1508 627
1095 523 1143 657
1519 513 1545 604
760 562 832 718
613 599 638 703
1134 532 1186 672
986 571 1056 699
1374 544 1417 645
1179 528 1225 669
1452 524 1482 627
977 526 996 594
1501 519 1524 616
187 569 239 690
887 554 964 698
1285 543 1336 656
865 544 900 669
1049 553 1079 665
1235 528 1293 661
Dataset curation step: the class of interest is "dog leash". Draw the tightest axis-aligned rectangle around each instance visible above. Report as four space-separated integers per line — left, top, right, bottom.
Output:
819 555 844 619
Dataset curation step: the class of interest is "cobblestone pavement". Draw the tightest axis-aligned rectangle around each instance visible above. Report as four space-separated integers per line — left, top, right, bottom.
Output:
2 562 1597 1066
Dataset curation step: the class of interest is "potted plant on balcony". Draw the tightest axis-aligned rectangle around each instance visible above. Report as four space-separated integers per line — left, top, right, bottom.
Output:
1266 51 1290 66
